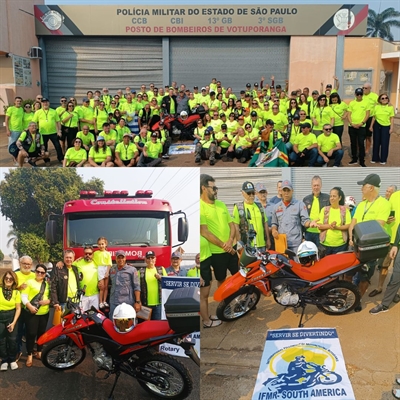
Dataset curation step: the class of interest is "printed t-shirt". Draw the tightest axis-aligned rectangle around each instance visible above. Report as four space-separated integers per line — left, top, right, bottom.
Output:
74 259 99 297
317 133 340 153
138 267 167 305
115 142 138 161
67 267 78 299
145 141 163 158
89 146 112 163
18 131 44 153
0 289 21 311
372 104 395 126
23 279 50 315
319 206 351 247
33 108 60 135
64 147 87 166
307 197 320 234
93 250 112 268
6 106 24 131
330 103 348 127
76 131 95 146
293 133 317 152
348 100 369 125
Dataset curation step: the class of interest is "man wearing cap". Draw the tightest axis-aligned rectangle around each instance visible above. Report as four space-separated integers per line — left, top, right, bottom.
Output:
200 174 238 287
362 82 378 155
347 88 370 167
108 250 141 318
255 183 274 231
98 122 117 150
137 251 167 320
259 119 283 150
32 98 64 165
114 133 138 167
100 88 112 108
289 122 318 167
176 89 189 116
226 126 252 163
316 124 343 167
286 114 302 153
195 127 219 166
210 110 222 133
166 251 187 276
121 94 139 135
233 181 271 251
303 176 330 247
345 174 391 312
215 123 232 156
208 92 220 116
161 88 177 116
137 132 163 167
308 91 319 118
271 180 311 252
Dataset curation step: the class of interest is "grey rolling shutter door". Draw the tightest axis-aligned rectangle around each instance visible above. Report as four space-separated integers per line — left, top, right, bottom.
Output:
170 37 290 94
202 167 282 212
44 37 162 104
291 168 400 204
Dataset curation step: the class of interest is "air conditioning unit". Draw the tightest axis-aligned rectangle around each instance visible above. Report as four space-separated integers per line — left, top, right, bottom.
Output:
28 47 43 59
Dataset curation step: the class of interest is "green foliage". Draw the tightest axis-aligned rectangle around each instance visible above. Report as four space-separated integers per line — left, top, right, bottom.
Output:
366 8 400 41
0 169 105 264
0 249 4 262
18 232 49 264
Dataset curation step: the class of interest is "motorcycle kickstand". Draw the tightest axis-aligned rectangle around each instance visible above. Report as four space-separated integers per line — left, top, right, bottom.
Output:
107 371 121 400
298 304 307 328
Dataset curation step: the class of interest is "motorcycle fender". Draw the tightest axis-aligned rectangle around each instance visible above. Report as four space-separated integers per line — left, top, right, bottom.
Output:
37 324 65 346
214 274 246 302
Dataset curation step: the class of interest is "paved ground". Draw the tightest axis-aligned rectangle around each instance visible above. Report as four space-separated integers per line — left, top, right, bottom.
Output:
1 124 399 168
201 271 400 400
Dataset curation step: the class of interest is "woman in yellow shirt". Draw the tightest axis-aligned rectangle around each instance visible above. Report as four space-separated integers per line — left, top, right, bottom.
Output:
21 264 50 367
370 93 395 165
63 138 88 167
310 187 351 255
0 271 21 371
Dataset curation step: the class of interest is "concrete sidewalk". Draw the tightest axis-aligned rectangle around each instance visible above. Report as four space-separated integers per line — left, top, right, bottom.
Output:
201 271 400 400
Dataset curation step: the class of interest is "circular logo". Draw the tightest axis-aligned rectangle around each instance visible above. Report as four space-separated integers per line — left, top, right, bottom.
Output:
333 9 355 31
41 10 64 31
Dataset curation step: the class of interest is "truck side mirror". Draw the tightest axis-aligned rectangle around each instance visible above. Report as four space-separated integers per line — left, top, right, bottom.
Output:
46 220 57 245
178 217 188 242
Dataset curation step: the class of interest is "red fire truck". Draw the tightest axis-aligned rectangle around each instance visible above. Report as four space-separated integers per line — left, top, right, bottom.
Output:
45 190 188 267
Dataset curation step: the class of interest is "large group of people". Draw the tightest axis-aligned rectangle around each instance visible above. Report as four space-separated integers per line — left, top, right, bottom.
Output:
5 77 395 167
0 239 199 371
199 172 400 328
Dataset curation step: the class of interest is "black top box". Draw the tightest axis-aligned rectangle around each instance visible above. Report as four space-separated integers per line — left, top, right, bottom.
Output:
353 220 390 263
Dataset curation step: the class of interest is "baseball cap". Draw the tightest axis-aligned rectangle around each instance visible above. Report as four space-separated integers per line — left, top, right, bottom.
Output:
131 89 136 93
210 91 215 96
281 180 293 190
82 97 89 102
221 123 227 129
255 183 267 192
292 114 300 120
246 83 251 87
251 111 257 117
254 82 259 86
115 250 126 257
326 84 332 88
97 136 105 141
146 250 156 258
171 251 182 259
41 97 49 102
204 130 211 135
193 85 198 89
301 122 312 129
355 88 363 96
265 119 275 126
201 87 206 91
312 90 319 95
206 126 214 132
151 132 158 137
219 112 225 117
242 181 255 192
123 133 131 138
357 173 381 187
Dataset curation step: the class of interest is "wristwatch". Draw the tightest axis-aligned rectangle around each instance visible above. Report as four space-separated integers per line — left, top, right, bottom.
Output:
135 300 141 304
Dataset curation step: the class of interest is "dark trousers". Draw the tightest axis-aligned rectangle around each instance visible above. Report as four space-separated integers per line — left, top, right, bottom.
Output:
320 243 348 255
149 304 162 320
137 154 162 167
372 123 391 163
16 308 26 353
289 148 318 166
43 133 64 162
348 126 366 162
316 150 344 167
65 127 79 149
226 147 251 161
305 231 320 248
332 126 344 144
24 310 49 355
0 309 18 363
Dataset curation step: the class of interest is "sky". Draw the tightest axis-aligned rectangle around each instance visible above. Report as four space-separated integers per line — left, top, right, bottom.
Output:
0 168 200 258
43 0 400 40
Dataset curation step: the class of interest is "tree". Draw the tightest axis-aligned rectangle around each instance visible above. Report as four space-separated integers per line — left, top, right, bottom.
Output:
0 249 4 262
6 227 18 251
366 8 400 41
0 169 105 263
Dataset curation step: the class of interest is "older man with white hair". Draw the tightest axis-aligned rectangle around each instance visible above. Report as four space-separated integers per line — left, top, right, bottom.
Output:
361 82 378 155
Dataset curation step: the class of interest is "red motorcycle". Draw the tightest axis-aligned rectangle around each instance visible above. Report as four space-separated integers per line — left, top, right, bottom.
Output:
214 241 362 327
38 288 199 400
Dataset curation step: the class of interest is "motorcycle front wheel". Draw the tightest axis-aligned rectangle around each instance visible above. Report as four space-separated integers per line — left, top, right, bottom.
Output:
316 280 360 315
41 337 86 370
216 286 261 321
136 353 193 400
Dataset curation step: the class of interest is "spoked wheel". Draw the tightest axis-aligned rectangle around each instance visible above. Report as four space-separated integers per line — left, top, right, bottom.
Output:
318 371 342 385
316 280 360 315
136 353 193 400
41 337 86 370
216 286 261 321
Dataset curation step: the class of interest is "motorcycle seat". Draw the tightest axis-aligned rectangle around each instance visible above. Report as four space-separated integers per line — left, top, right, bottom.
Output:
102 318 172 346
291 252 358 282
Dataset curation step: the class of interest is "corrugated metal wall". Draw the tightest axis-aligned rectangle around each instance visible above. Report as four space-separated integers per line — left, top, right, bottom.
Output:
170 37 290 93
43 37 163 104
202 167 400 214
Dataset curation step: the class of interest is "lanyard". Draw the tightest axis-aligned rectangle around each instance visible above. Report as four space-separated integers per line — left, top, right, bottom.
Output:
362 198 377 221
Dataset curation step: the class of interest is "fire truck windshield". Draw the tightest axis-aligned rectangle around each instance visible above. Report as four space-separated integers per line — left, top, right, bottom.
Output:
66 211 170 248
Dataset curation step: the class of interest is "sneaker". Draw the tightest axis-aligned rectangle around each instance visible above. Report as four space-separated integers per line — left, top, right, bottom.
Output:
162 154 170 159
103 302 109 308
239 157 247 163
209 159 215 166
0 363 8 371
369 303 389 315
370 161 376 164
99 302 104 309
348 159 358 165
359 162 366 167
10 362 18 370
380 162 386 165
195 156 201 164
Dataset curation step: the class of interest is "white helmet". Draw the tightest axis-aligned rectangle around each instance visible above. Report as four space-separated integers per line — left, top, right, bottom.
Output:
297 241 319 265
113 303 136 333
345 196 356 209
180 111 188 118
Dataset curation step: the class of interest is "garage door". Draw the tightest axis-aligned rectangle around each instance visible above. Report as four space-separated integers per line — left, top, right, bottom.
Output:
170 37 290 94
43 37 163 104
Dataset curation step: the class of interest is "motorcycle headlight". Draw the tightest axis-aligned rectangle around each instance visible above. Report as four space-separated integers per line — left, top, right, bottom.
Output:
239 267 251 277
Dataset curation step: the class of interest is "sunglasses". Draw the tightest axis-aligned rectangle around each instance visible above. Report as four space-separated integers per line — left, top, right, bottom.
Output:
146 256 155 259
68 105 74 107
380 97 388 100
75 140 82 144
324 128 332 131
252 102 258 105
273 100 279 102
258 190 267 194
37 97 43 100
206 185 218 192
4 277 14 281
272 107 278 110
25 105 31 108
35 270 46 275
299 113 306 115
246 191 255 196
84 252 93 255
362 87 369 89
61 100 67 102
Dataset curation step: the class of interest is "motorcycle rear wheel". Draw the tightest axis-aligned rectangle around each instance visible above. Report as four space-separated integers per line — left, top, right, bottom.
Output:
42 337 86 370
136 353 193 399
316 280 360 315
216 286 261 321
